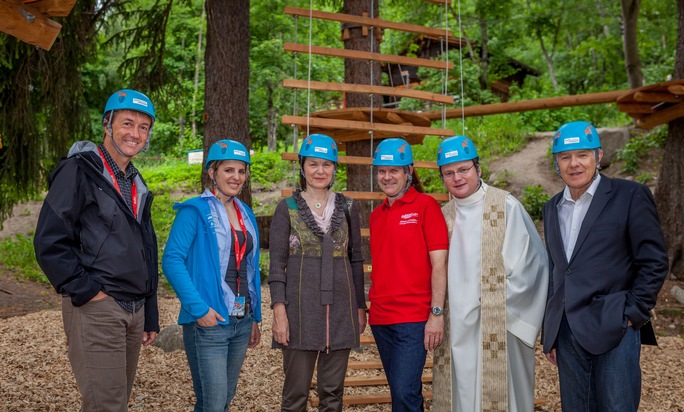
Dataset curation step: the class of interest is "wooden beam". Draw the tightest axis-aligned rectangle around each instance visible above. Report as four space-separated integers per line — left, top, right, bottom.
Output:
0 0 61 50
284 6 453 38
281 152 440 170
284 42 453 71
422 90 627 120
617 103 657 114
633 91 681 103
22 0 76 16
282 114 454 137
636 102 684 130
310 391 433 406
313 374 432 388
347 359 433 369
281 188 449 202
668 85 684 96
283 79 454 104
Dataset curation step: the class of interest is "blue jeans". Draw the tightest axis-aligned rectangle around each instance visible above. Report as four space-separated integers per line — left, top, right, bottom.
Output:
371 322 427 412
556 315 641 412
183 314 253 412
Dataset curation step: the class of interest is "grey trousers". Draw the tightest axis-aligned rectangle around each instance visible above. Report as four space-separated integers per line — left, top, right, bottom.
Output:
61 296 144 412
281 348 351 412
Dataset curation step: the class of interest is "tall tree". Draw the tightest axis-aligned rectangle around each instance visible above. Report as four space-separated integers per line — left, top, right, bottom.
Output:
203 0 252 206
620 0 644 89
343 0 381 260
654 1 684 277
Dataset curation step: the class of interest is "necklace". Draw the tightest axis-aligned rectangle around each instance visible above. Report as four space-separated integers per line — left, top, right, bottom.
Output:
304 191 328 209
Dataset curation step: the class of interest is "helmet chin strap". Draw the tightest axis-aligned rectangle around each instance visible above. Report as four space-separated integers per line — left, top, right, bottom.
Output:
387 170 413 200
212 180 234 202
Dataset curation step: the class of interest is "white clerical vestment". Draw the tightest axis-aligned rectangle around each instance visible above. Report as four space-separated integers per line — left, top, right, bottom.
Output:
439 183 548 412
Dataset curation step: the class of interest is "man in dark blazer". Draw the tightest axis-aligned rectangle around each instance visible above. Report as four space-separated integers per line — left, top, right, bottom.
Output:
541 121 669 412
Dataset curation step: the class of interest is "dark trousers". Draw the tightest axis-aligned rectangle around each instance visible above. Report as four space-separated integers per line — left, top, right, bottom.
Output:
62 296 144 412
556 315 642 412
281 348 351 412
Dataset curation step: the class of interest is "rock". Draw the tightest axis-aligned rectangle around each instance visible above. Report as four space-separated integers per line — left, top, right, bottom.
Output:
672 286 684 305
596 127 630 170
152 324 184 352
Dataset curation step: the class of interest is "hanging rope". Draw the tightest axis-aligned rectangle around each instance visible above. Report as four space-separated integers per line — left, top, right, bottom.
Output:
457 0 466 135
369 0 376 195
305 0 314 137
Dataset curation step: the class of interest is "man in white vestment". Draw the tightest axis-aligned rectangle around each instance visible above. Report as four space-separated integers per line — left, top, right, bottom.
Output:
432 136 549 412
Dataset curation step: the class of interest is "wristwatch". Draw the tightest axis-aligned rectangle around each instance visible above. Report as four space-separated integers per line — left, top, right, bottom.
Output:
431 306 443 316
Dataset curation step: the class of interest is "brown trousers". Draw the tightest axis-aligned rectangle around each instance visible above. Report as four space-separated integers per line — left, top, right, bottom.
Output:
61 296 144 412
281 348 351 412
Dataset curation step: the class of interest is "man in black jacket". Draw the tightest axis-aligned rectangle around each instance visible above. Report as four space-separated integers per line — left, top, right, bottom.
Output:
34 89 159 412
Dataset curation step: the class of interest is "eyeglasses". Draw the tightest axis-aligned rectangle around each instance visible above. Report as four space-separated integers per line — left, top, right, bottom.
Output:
442 163 476 180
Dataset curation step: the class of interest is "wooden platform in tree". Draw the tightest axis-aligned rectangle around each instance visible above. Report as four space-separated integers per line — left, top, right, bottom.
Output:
284 6 453 39
284 42 453 71
0 0 77 50
283 79 454 104
616 79 684 129
283 108 453 147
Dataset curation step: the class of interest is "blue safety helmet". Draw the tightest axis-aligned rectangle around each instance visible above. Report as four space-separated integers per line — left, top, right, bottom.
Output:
298 134 338 163
373 138 414 167
102 89 156 122
205 139 251 170
551 121 601 154
437 136 478 166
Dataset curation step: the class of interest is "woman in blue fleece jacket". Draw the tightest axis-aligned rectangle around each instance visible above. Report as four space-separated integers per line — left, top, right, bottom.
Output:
162 139 261 412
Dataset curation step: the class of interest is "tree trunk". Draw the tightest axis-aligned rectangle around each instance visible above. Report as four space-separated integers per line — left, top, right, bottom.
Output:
479 17 489 90
267 88 278 151
620 0 644 89
203 0 251 206
654 0 684 277
343 0 381 262
192 4 205 139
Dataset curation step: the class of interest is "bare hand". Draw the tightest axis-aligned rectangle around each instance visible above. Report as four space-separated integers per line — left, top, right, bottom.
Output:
424 315 444 351
248 323 261 348
545 349 558 366
272 303 290 346
89 291 108 302
358 308 367 334
142 331 157 346
197 308 225 328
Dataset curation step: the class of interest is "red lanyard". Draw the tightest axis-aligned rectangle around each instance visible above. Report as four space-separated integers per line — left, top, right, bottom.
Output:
98 147 138 218
230 200 248 272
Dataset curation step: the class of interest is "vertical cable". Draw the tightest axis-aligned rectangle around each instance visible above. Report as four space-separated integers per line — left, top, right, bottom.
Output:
457 0 465 135
306 0 314 137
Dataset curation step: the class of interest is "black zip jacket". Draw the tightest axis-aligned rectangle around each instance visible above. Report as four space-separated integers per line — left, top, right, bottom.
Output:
34 141 159 332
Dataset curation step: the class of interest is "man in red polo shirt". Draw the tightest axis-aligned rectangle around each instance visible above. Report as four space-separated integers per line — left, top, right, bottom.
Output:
369 138 449 411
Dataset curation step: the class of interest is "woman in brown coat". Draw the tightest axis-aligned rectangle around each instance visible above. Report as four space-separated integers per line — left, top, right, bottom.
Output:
269 134 366 411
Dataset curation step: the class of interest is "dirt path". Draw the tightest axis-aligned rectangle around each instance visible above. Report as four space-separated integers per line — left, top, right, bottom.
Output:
488 133 564 197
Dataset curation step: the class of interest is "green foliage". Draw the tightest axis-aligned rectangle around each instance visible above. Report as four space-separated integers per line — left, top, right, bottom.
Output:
616 127 667 174
249 150 291 189
137 159 203 194
259 250 270 283
520 184 551 221
0 234 46 284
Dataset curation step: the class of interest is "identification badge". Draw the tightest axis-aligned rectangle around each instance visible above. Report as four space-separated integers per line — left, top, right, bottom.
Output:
231 296 246 317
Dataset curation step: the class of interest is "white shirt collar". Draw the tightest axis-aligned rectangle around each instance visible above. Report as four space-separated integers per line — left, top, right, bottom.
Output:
561 174 601 204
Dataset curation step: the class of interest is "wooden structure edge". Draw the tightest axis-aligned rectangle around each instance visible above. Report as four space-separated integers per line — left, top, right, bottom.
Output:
284 6 453 38
284 42 453 71
282 114 454 138
283 79 454 104
280 152 440 170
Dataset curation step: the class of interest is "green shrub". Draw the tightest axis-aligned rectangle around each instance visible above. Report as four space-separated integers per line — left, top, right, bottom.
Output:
0 234 47 284
250 150 291 189
617 127 667 174
520 184 550 221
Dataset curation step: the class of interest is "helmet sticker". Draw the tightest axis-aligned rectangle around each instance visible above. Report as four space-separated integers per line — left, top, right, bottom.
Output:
233 149 246 157
564 137 580 144
117 91 126 103
132 98 148 107
398 143 407 153
444 150 458 158
314 147 329 154
380 154 394 161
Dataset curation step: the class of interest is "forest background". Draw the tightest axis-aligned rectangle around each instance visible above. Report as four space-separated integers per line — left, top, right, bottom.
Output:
0 0 682 278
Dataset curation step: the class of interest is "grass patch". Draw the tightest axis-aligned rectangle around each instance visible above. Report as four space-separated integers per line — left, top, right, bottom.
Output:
0 234 47 284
